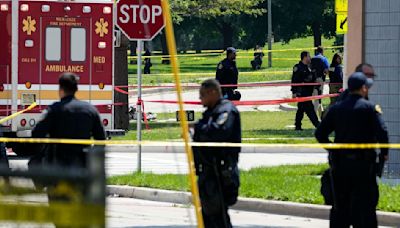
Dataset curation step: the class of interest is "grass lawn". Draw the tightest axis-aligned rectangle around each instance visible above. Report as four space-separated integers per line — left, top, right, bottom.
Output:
113 111 318 144
128 37 339 85
108 164 400 213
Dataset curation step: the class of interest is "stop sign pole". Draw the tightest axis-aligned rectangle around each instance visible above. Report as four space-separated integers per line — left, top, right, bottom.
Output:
116 0 165 173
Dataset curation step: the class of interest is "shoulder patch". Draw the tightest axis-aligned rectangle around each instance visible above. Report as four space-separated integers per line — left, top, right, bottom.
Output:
293 66 298 72
216 112 229 125
218 63 223 69
375 105 383 114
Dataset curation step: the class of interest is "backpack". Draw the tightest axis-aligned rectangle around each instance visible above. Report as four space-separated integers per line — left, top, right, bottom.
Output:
311 57 326 81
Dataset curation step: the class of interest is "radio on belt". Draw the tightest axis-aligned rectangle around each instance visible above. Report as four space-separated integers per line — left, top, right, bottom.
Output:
176 110 195 122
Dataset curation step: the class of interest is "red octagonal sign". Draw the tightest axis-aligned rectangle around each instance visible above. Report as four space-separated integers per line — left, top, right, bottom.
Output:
116 0 165 41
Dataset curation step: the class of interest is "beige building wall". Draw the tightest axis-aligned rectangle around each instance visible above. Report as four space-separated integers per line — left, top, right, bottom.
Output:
346 0 364 76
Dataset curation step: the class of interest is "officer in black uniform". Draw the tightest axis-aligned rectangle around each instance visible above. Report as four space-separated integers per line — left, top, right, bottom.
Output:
191 79 241 228
32 73 106 207
315 72 389 228
216 47 241 101
291 51 320 130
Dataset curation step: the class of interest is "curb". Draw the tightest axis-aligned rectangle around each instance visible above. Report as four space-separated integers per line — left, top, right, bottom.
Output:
279 104 297 111
107 185 400 226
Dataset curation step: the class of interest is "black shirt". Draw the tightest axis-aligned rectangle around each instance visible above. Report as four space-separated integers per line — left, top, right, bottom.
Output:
216 58 239 92
291 61 315 97
32 95 106 167
315 94 388 159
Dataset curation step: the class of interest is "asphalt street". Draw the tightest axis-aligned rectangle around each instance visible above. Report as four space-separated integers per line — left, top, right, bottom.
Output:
104 147 327 175
129 84 330 113
8 146 327 176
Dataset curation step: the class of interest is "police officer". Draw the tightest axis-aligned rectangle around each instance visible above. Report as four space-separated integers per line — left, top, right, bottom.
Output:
291 51 320 130
216 47 241 101
191 79 241 228
337 63 376 102
32 73 106 207
144 48 152 74
315 72 389 228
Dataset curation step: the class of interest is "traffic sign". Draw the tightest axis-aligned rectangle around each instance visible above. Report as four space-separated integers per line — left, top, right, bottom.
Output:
116 0 165 41
335 0 348 13
336 13 348 34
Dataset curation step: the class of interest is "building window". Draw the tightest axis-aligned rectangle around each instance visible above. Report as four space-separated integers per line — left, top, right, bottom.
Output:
45 27 61 61
70 28 86 62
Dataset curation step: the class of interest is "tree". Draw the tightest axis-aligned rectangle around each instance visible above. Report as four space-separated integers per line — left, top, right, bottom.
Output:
271 0 335 47
172 0 265 48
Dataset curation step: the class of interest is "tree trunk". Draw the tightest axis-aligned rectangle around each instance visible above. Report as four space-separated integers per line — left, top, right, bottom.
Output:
160 32 170 64
312 21 322 50
221 21 234 49
114 34 129 130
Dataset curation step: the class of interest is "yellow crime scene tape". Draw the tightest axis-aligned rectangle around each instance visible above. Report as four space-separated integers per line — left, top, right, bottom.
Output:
127 46 344 59
0 137 398 149
161 0 205 226
0 102 37 125
0 202 104 226
132 70 291 78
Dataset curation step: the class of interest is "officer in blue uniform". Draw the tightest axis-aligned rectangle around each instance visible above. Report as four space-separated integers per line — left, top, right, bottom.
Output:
191 79 241 228
315 72 389 228
216 47 241 101
291 51 320 130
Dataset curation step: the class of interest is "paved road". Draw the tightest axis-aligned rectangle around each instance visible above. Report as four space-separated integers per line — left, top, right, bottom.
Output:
130 85 330 113
107 197 330 228
8 146 327 175
105 148 327 175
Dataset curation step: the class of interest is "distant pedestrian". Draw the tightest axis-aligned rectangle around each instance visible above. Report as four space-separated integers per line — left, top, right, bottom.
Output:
328 53 344 105
311 46 330 118
191 79 241 228
291 51 320 131
251 45 264 70
315 72 389 228
143 49 152 74
216 47 241 101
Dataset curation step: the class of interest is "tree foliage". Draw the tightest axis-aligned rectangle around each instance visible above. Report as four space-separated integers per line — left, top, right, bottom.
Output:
152 0 336 51
271 0 335 47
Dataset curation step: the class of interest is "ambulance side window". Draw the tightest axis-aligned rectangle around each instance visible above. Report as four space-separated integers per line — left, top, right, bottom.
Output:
70 28 86 62
45 27 61 61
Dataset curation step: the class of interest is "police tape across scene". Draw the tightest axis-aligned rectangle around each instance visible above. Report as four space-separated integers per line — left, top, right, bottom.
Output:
127 45 345 59
0 137 399 149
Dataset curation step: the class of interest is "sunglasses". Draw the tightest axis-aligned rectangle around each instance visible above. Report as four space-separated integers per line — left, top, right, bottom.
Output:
364 72 376 78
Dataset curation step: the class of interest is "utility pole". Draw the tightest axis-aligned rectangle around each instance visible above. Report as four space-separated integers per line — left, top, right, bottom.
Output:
267 0 272 68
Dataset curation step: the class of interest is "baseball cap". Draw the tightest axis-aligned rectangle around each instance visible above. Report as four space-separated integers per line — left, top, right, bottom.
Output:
348 72 373 91
226 47 237 54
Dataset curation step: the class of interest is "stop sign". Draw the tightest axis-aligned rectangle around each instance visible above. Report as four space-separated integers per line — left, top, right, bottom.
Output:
116 0 165 40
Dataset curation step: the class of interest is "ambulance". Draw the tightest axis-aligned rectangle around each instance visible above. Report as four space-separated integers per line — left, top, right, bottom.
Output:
0 0 115 155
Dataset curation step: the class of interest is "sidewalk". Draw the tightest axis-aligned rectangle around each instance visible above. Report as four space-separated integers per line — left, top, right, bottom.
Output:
107 185 400 227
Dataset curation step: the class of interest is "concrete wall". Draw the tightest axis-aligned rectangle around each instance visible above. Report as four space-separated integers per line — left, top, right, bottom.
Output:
364 0 400 178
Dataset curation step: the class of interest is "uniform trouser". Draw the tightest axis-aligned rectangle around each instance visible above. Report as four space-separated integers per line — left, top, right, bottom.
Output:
0 143 10 182
198 172 233 228
295 101 320 129
313 79 324 118
330 160 378 228
329 84 342 105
